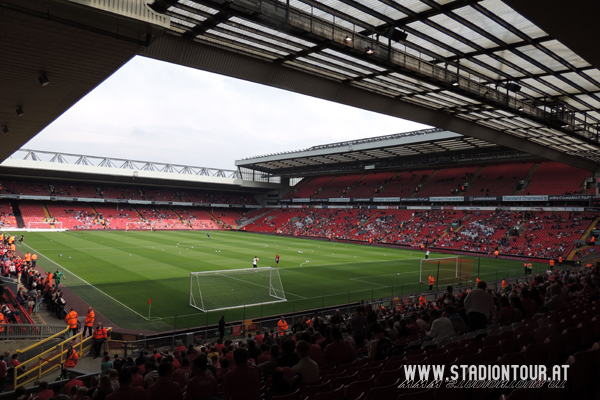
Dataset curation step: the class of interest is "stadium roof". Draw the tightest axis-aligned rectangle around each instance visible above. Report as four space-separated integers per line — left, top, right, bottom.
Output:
2 0 600 172
235 127 532 176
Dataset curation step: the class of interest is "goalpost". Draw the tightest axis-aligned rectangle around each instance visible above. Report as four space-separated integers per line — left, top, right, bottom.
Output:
190 267 286 312
125 221 153 231
27 221 64 231
420 257 474 287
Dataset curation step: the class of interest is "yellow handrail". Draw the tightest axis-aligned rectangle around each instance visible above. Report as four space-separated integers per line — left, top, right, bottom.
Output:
15 326 70 355
14 328 112 388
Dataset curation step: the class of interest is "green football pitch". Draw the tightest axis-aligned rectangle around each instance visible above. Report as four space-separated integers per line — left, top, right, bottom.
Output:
11 230 543 332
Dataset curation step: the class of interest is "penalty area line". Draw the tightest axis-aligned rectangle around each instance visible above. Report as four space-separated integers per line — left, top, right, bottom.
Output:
20 243 151 322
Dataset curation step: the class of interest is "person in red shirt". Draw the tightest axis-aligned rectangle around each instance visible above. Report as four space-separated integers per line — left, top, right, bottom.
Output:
256 344 271 365
106 368 146 400
33 381 54 400
223 349 260 400
147 362 182 400
62 372 83 395
323 327 356 368
185 355 219 400
129 366 144 388
172 358 192 390
0 355 8 393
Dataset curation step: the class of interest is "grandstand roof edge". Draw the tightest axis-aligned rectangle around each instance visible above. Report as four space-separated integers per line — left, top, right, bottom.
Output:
0 158 281 191
235 128 456 165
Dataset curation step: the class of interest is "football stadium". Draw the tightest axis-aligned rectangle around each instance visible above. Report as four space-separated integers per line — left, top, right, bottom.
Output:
1 0 600 398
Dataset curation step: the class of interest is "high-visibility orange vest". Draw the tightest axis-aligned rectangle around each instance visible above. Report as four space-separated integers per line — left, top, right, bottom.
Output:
277 319 288 332
494 250 499 256
65 351 79 368
429 276 435 285
0 313 4 332
550 260 555 267
85 311 95 327
559 257 563 263
502 280 507 289
93 327 107 340
32 254 37 261
476 277 481 285
24 253 31 262
419 295 426 306
65 311 78 329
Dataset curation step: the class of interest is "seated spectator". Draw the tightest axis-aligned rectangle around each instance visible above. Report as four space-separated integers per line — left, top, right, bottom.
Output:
147 362 181 400
291 340 319 385
92 375 114 400
106 368 146 400
323 327 356 368
185 355 218 400
425 309 455 340
223 349 260 400
496 296 515 326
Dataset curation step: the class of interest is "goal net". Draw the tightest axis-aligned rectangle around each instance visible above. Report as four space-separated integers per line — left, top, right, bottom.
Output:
125 221 153 231
27 221 64 231
190 267 286 312
420 257 474 287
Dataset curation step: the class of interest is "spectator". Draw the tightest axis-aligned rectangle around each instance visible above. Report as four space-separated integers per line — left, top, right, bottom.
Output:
92 375 113 400
425 309 455 340
185 355 218 400
464 281 496 330
105 368 146 400
223 349 260 400
292 340 319 385
147 362 181 400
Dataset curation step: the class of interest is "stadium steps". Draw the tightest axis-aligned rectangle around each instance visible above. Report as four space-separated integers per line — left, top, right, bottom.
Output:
582 216 600 239
514 162 540 194
460 166 484 194
410 170 438 197
10 200 25 228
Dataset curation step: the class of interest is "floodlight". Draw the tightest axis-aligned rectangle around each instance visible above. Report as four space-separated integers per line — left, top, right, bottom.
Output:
366 47 374 54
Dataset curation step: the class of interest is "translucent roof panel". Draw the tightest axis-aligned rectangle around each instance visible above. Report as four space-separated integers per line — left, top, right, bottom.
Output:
316 0 386 27
430 13 498 49
406 21 476 56
453 5 522 45
478 0 548 40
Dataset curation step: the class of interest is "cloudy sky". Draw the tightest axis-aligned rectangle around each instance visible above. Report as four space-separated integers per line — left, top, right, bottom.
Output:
22 56 431 171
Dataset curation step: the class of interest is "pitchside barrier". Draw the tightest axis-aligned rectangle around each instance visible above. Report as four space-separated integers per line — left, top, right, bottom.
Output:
105 266 560 359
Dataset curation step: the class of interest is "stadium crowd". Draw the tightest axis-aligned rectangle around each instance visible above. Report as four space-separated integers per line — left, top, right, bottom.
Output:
5 260 597 400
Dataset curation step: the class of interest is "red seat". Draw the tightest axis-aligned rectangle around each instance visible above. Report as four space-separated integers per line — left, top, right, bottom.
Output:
365 381 401 400
523 343 546 366
301 382 331 399
312 385 344 400
466 341 484 355
375 370 403 387
479 344 500 365
358 365 384 381
404 353 427 365
271 388 301 400
499 338 519 355
397 388 435 400
544 334 563 366
345 377 375 400
497 351 524 365
330 371 358 389
426 352 448 365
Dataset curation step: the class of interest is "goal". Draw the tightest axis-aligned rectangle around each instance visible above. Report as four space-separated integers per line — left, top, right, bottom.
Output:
420 257 474 287
190 267 286 312
27 221 64 231
125 221 153 231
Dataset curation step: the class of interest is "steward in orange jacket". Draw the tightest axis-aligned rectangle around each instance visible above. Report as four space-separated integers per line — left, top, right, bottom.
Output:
65 308 78 337
277 316 288 336
84 307 95 337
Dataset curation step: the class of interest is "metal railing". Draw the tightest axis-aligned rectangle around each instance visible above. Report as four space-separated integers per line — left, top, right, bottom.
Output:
13 327 112 388
0 324 66 340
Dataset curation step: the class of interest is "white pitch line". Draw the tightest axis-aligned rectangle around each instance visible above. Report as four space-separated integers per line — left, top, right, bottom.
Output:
19 243 151 321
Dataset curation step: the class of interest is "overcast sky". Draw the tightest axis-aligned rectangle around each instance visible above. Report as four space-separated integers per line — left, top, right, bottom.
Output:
22 56 431 171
